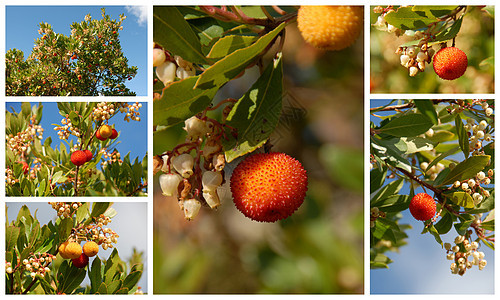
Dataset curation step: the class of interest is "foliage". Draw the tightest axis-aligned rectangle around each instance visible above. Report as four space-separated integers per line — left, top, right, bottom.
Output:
5 203 144 295
6 8 137 96
370 100 494 274
5 102 147 196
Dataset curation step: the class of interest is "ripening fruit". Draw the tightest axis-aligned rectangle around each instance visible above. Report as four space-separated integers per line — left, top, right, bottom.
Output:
99 125 113 139
71 150 87 166
71 253 89 268
230 152 308 222
84 150 93 162
83 241 99 257
96 130 107 141
432 47 468 80
110 128 118 139
58 241 71 259
409 193 436 221
18 161 29 175
65 242 83 259
297 6 363 51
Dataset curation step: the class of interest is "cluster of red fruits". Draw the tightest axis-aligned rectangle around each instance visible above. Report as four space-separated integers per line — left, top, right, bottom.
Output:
58 241 99 268
70 124 117 166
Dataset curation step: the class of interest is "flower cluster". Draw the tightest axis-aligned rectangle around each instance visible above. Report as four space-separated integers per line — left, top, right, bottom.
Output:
153 45 196 86
91 102 142 122
99 148 122 168
76 214 119 250
50 202 83 219
55 114 82 140
370 207 386 228
396 45 434 77
157 106 236 220
7 253 55 279
445 232 487 276
6 116 44 155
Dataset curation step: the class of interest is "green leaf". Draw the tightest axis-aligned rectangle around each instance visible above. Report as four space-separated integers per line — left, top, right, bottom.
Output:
426 224 443 246
455 114 469 158
412 6 458 18
378 113 433 137
371 140 412 172
466 190 494 213
223 53 283 163
370 253 392 269
454 214 475 236
153 6 210 65
58 261 86 294
372 195 411 213
6 226 20 251
432 16 463 44
207 35 258 58
397 136 435 154
425 146 459 173
448 192 475 208
384 6 438 30
434 212 453 234
371 178 404 205
440 155 491 185
108 279 122 294
370 166 387 194
122 270 142 290
89 203 111 221
195 22 286 89
414 100 438 125
153 76 218 127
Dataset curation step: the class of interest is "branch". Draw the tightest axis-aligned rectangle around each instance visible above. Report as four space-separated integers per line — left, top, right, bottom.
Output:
370 99 453 112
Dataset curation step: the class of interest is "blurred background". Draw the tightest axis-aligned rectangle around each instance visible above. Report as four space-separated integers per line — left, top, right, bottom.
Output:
370 6 494 94
370 100 494 294
153 7 364 294
5 202 148 293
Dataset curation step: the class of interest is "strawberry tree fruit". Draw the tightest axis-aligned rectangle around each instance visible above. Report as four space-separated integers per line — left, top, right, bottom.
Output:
71 253 89 268
432 47 468 80
110 128 118 139
82 241 99 257
96 130 107 141
99 124 113 139
230 152 308 222
71 150 88 166
18 161 29 175
64 242 83 259
58 241 71 259
84 150 93 162
409 193 437 221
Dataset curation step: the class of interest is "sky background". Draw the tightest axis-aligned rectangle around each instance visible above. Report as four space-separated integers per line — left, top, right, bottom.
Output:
6 102 148 169
5 5 148 96
370 99 495 294
5 202 148 293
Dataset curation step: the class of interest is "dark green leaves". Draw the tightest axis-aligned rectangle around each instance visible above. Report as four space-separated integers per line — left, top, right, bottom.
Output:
455 115 469 158
378 113 433 137
153 7 210 65
441 155 491 186
223 53 283 162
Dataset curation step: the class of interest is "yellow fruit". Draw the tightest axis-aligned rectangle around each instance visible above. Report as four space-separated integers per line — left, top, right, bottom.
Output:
297 6 363 51
99 124 113 139
64 242 83 259
58 241 70 259
83 241 99 257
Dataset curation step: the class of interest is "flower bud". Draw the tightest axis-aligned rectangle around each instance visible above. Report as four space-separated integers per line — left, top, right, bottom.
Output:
159 173 182 196
172 154 194 178
202 171 223 192
183 198 201 220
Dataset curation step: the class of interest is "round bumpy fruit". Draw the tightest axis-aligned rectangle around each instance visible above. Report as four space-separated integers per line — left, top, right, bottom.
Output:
84 150 93 162
409 193 436 221
297 6 363 51
19 161 29 175
96 130 107 141
58 241 70 259
230 152 308 222
83 241 99 257
99 125 113 139
432 47 468 80
64 242 83 259
71 150 87 166
71 253 89 268
110 128 118 139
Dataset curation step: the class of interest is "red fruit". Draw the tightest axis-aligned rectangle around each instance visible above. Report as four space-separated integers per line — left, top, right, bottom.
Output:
409 193 436 221
84 150 93 162
110 128 118 139
433 47 468 80
113 31 117 34
71 253 89 268
77 75 82 80
71 150 87 166
230 152 308 222
95 131 107 141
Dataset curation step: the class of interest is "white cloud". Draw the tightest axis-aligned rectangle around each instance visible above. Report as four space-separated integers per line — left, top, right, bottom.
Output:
125 6 147 27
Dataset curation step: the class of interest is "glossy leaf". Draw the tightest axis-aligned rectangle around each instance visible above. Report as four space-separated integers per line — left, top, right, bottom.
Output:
414 100 438 125
378 113 433 137
455 114 469 158
441 155 491 185
207 35 258 58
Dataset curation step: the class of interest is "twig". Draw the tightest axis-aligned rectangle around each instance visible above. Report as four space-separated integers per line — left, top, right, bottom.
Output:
272 5 287 15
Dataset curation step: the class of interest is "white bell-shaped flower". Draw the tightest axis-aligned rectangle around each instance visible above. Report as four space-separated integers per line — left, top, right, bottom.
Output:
159 173 182 197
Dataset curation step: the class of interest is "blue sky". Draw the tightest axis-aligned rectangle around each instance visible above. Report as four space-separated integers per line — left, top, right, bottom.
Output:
5 5 147 96
5 202 148 293
370 100 494 294
6 102 148 168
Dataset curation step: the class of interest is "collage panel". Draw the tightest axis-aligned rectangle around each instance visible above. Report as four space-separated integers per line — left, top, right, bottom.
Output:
369 99 494 293
5 101 147 197
370 5 494 94
5 5 147 96
153 5 364 294
5 201 147 294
